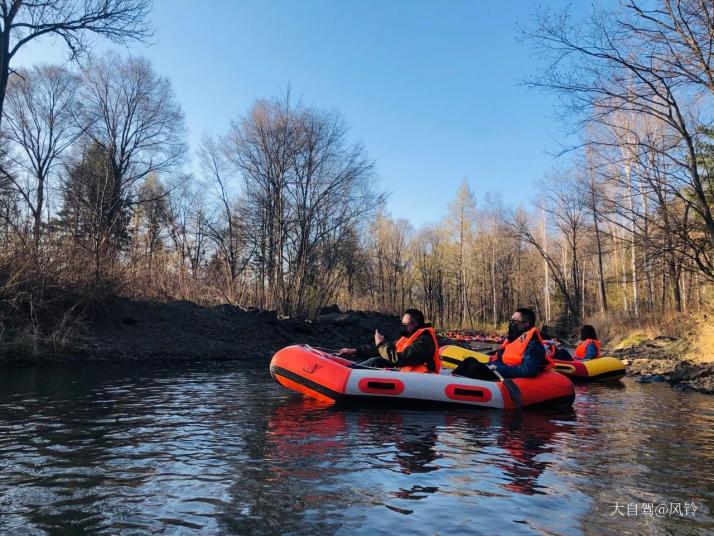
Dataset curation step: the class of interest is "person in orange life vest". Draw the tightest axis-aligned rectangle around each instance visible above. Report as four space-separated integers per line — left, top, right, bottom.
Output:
553 325 601 361
490 308 548 379
575 325 601 359
574 324 601 359
337 309 441 373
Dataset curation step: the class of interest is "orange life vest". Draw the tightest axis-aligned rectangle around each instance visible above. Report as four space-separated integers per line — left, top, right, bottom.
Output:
499 327 552 367
395 327 441 373
574 339 601 360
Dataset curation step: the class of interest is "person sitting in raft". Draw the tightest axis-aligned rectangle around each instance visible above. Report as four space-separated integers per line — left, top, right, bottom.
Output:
337 308 441 373
489 308 551 378
540 326 559 362
555 325 601 361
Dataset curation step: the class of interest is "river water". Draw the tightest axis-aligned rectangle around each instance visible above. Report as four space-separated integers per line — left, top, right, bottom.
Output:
0 361 712 535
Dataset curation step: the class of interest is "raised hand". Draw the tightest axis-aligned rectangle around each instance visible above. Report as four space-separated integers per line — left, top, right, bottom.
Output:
374 329 385 346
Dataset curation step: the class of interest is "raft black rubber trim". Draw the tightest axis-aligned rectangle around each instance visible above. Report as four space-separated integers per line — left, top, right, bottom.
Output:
270 365 343 401
335 395 484 409
568 369 626 382
526 393 576 409
367 381 399 391
588 369 627 381
333 393 574 410
453 387 486 397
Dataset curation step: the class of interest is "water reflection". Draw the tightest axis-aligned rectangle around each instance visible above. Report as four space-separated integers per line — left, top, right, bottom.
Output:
265 397 579 515
492 410 576 496
0 363 712 535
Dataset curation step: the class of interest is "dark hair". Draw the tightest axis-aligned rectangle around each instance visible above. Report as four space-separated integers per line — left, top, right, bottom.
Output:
404 308 425 326
580 325 598 340
515 307 536 326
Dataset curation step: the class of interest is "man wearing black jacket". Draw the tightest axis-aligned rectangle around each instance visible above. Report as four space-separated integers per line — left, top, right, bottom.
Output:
337 309 440 372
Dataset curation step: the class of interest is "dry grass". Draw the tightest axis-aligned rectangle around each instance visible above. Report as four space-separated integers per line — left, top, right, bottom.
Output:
0 241 226 360
0 246 92 359
583 311 696 348
450 321 508 336
685 310 714 363
583 307 714 363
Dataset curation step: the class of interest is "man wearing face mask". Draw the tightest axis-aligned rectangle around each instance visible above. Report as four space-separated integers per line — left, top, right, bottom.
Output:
490 308 550 378
336 309 441 373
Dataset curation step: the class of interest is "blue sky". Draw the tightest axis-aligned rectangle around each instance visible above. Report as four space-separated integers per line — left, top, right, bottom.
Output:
13 0 583 227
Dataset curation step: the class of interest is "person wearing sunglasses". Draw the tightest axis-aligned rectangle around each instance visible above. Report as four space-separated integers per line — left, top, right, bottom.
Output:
489 308 551 378
337 308 441 373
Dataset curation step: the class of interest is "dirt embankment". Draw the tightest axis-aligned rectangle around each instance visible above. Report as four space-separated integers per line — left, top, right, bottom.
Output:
610 337 714 395
4 297 714 396
0 298 402 364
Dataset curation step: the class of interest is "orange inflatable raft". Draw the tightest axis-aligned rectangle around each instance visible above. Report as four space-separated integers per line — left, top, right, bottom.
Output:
270 345 575 410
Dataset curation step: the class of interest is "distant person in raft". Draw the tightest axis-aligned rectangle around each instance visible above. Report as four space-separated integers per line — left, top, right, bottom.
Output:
336 308 441 373
553 325 601 361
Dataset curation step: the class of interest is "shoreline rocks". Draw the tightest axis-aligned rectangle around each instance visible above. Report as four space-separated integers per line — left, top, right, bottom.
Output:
609 337 714 395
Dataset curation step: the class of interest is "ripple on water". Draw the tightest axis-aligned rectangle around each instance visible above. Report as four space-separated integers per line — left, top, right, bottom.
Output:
0 363 712 535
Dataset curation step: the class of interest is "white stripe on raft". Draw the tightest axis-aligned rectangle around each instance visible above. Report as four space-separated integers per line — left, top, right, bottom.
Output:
343 369 506 408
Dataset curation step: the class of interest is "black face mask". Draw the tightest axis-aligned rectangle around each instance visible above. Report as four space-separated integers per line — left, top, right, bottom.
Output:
401 324 417 337
507 321 529 342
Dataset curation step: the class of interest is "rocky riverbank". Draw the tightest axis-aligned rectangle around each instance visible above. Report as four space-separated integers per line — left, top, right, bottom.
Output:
609 337 714 395
0 298 402 364
4 298 713 396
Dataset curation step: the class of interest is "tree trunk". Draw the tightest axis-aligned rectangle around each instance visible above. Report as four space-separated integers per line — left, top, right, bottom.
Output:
542 213 551 323
590 180 607 312
619 227 629 314
625 162 639 317
0 28 10 132
491 239 497 327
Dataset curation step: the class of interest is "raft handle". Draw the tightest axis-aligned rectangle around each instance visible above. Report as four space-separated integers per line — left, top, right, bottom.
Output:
358 378 405 395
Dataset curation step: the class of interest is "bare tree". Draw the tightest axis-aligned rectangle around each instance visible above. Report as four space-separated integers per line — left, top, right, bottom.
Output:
446 179 477 326
368 213 412 313
0 0 152 129
513 172 588 325
584 146 608 313
164 179 207 281
0 131 20 241
198 134 252 304
621 0 714 94
3 64 81 246
524 1 714 279
412 225 446 325
224 96 295 310
58 140 129 281
78 52 186 277
225 94 380 316
132 173 168 272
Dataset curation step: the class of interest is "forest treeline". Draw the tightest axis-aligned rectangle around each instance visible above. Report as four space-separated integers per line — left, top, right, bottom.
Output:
1 0 713 349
